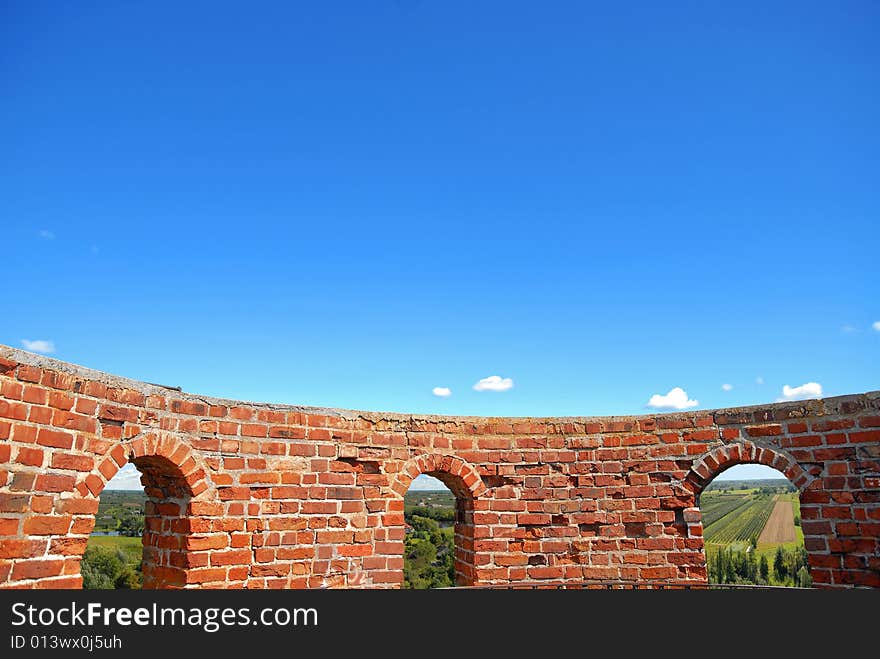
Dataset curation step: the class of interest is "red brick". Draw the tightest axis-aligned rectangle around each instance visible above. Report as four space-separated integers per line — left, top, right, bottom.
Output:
745 424 783 437
849 430 880 444
47 391 74 410
36 428 74 449
0 518 20 535
51 409 97 433
49 537 89 555
50 453 94 472
0 400 28 421
35 473 76 493
23 516 72 535
98 405 137 423
11 559 65 580
0 539 47 558
241 424 268 437
1 381 23 400
55 498 100 515
16 446 44 467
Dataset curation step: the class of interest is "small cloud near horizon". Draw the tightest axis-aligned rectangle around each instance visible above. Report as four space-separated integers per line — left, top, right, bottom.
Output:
721 383 733 392
647 387 698 410
756 376 765 385
473 375 514 392
777 382 823 402
39 229 55 240
873 321 880 332
21 339 55 354
432 387 452 398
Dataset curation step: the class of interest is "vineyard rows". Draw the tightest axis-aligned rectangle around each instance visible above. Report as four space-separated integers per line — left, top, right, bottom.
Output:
704 494 776 544
700 494 752 528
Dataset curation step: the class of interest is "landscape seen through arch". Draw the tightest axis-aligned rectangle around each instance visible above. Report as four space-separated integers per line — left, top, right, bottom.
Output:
83 466 808 588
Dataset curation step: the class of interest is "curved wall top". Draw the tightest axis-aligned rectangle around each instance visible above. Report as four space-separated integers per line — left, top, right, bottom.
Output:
0 344 878 589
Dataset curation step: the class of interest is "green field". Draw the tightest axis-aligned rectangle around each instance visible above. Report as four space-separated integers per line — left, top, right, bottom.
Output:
87 535 142 565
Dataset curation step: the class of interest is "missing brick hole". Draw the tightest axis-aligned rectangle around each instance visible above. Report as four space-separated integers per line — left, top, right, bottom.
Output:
337 457 380 474
624 522 647 538
100 418 124 427
482 475 514 488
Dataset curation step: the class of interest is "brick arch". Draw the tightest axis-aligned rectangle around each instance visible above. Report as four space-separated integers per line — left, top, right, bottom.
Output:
384 453 486 588
683 440 826 588
684 441 816 496
73 431 211 501
389 453 487 499
68 431 213 589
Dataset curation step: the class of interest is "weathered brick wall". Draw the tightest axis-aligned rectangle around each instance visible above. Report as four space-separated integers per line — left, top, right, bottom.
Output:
0 346 877 589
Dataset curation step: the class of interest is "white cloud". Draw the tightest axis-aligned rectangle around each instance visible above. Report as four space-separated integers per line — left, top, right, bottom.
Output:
841 325 857 334
432 387 452 398
473 375 514 392
39 229 55 240
755 376 765 385
105 463 142 490
873 321 880 332
21 339 55 354
721 383 733 392
777 382 823 402
647 387 699 410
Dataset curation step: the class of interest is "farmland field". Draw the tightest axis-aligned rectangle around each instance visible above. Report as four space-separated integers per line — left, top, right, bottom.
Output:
701 480 810 587
758 497 796 545
700 493 751 528
702 491 776 545
87 534 143 564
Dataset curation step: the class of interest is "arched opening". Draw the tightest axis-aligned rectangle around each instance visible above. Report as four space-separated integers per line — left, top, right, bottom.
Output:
694 461 812 588
403 474 457 588
70 432 211 590
83 454 195 589
84 463 145 588
390 454 485 589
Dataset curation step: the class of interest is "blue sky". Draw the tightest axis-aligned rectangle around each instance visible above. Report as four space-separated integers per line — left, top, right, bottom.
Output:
3 2 878 488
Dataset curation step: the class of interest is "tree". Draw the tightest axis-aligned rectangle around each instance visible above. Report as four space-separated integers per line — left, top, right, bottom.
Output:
759 555 769 582
403 516 455 589
81 546 142 590
773 547 785 583
796 566 812 589
117 511 144 537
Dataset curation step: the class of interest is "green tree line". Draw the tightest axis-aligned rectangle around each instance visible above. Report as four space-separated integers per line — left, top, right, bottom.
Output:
708 545 812 588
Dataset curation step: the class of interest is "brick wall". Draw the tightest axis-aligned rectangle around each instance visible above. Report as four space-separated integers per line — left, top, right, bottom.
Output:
0 346 877 589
